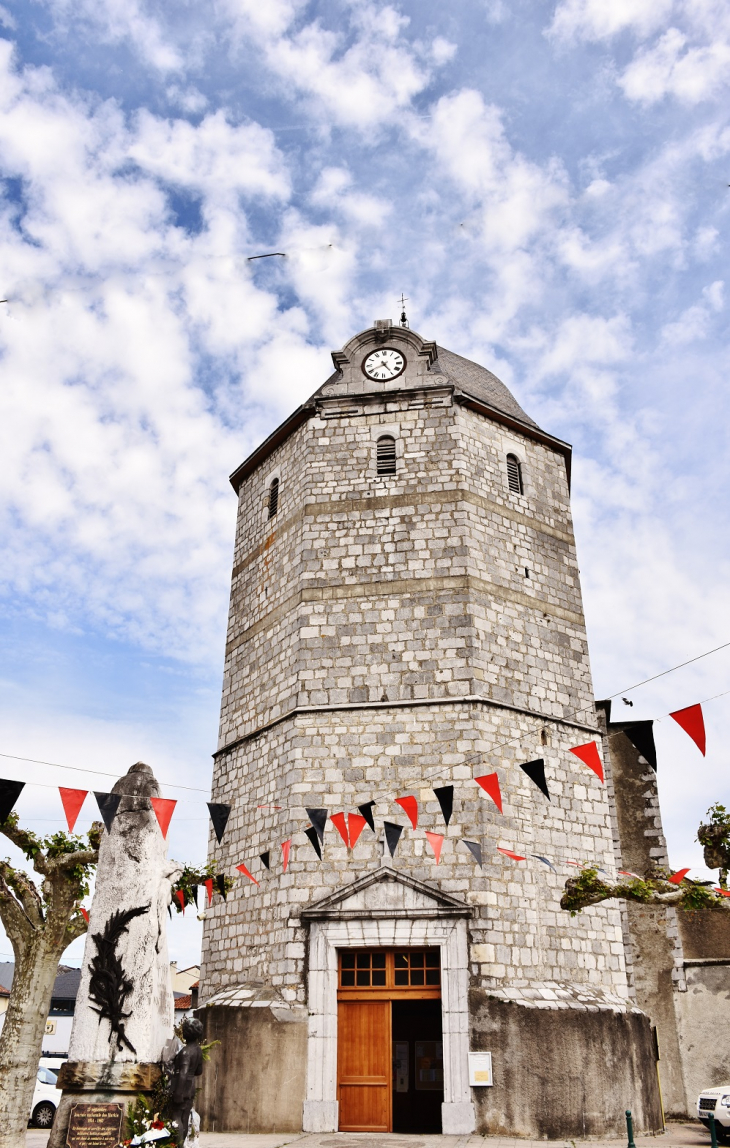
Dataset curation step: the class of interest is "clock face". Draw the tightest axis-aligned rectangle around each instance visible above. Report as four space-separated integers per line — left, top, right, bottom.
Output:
362 347 406 382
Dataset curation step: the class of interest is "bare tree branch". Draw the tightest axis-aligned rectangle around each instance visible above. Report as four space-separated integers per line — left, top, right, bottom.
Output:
0 870 34 944
561 867 729 915
0 818 48 875
46 848 99 875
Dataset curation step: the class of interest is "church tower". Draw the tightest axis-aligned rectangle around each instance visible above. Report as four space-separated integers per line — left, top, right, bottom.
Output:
199 322 661 1138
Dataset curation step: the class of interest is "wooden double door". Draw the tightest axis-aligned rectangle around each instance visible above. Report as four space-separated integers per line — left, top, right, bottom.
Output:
337 948 443 1133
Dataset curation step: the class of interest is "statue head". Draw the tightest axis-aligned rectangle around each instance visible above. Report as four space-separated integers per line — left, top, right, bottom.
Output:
181 1017 204 1045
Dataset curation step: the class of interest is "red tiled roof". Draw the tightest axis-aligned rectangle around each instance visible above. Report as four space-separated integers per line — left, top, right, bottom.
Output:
174 994 192 1010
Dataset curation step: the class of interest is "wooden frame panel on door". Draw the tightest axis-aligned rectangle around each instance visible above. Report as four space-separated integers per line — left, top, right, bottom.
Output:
337 999 391 1132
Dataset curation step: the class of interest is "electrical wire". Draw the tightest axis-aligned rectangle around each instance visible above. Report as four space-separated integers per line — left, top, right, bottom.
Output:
607 639 730 701
0 752 208 793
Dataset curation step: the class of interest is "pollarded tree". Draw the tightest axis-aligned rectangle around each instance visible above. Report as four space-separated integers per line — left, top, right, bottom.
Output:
697 803 730 890
562 803 730 915
0 813 101 1148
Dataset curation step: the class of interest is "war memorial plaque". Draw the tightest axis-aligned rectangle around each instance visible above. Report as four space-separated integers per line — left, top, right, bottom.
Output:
66 1103 124 1148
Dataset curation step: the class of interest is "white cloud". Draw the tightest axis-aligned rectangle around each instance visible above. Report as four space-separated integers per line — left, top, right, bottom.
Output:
549 0 730 104
661 279 724 343
414 89 568 251
0 42 334 661
128 110 290 204
42 0 183 72
548 0 673 44
259 4 434 128
619 26 730 103
310 167 392 227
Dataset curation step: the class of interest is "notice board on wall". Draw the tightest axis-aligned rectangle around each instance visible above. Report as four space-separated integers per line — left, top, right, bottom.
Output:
468 1051 493 1086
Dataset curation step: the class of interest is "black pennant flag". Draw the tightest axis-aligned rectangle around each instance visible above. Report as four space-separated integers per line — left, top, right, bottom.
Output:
620 721 657 770
304 825 322 859
463 840 483 867
384 821 403 857
207 803 231 844
215 874 227 900
434 785 454 826
94 792 122 832
0 780 25 825
260 851 271 870
190 884 199 911
519 759 550 800
358 801 376 832
306 808 328 842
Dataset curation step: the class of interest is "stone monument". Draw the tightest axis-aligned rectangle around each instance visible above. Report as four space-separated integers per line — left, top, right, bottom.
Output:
50 763 182 1148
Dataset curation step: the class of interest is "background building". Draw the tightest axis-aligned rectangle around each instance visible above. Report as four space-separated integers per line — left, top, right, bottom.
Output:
199 321 663 1138
0 963 80 1056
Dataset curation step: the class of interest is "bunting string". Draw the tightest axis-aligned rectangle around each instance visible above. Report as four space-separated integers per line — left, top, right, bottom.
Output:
0 640 726 907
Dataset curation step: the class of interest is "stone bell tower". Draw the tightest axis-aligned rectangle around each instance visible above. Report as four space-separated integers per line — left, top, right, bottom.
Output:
199 322 661 1138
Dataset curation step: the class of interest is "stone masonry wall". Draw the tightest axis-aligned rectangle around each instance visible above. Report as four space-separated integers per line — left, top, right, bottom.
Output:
204 348 629 1012
202 701 627 1004
219 391 593 746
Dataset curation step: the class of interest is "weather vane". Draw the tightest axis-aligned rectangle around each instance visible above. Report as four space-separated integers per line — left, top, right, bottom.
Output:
398 293 409 328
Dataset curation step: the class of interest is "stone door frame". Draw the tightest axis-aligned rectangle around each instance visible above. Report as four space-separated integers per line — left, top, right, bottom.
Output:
300 869 476 1135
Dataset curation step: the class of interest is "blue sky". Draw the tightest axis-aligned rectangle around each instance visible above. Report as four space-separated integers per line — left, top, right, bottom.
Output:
0 0 729 968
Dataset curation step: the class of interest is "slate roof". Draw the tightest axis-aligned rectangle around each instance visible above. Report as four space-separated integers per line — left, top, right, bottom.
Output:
429 346 538 428
52 966 81 999
0 962 81 1000
230 334 557 494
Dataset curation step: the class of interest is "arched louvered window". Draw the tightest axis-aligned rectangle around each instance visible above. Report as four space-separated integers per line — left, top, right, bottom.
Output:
268 477 279 519
376 435 397 476
506 454 523 495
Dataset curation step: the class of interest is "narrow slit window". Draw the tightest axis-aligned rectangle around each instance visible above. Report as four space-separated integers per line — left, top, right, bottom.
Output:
506 454 523 494
268 477 279 518
376 435 396 476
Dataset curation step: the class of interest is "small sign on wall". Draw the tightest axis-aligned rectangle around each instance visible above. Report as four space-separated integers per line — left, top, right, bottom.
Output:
45 1020 56 1035
468 1051 493 1087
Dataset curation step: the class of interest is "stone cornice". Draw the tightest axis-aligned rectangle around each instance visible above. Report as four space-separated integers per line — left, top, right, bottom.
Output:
213 693 600 758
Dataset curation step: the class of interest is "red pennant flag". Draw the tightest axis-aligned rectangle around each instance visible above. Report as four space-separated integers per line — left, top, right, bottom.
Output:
715 888 730 897
570 742 604 783
670 704 706 755
475 773 502 813
150 797 176 839
395 795 418 829
347 813 367 848
80 907 89 923
497 846 526 861
175 889 186 914
668 867 690 885
331 812 350 847
236 862 259 886
425 831 444 863
281 839 291 873
59 788 88 833
204 878 214 906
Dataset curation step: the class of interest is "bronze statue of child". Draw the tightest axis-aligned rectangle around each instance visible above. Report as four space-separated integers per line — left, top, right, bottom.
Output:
168 1018 204 1146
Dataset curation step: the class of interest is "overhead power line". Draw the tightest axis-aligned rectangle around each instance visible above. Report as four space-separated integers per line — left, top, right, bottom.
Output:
0 752 208 793
0 637 729 811
607 639 730 701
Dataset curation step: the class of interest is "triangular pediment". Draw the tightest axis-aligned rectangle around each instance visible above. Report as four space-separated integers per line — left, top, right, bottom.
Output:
300 866 472 921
